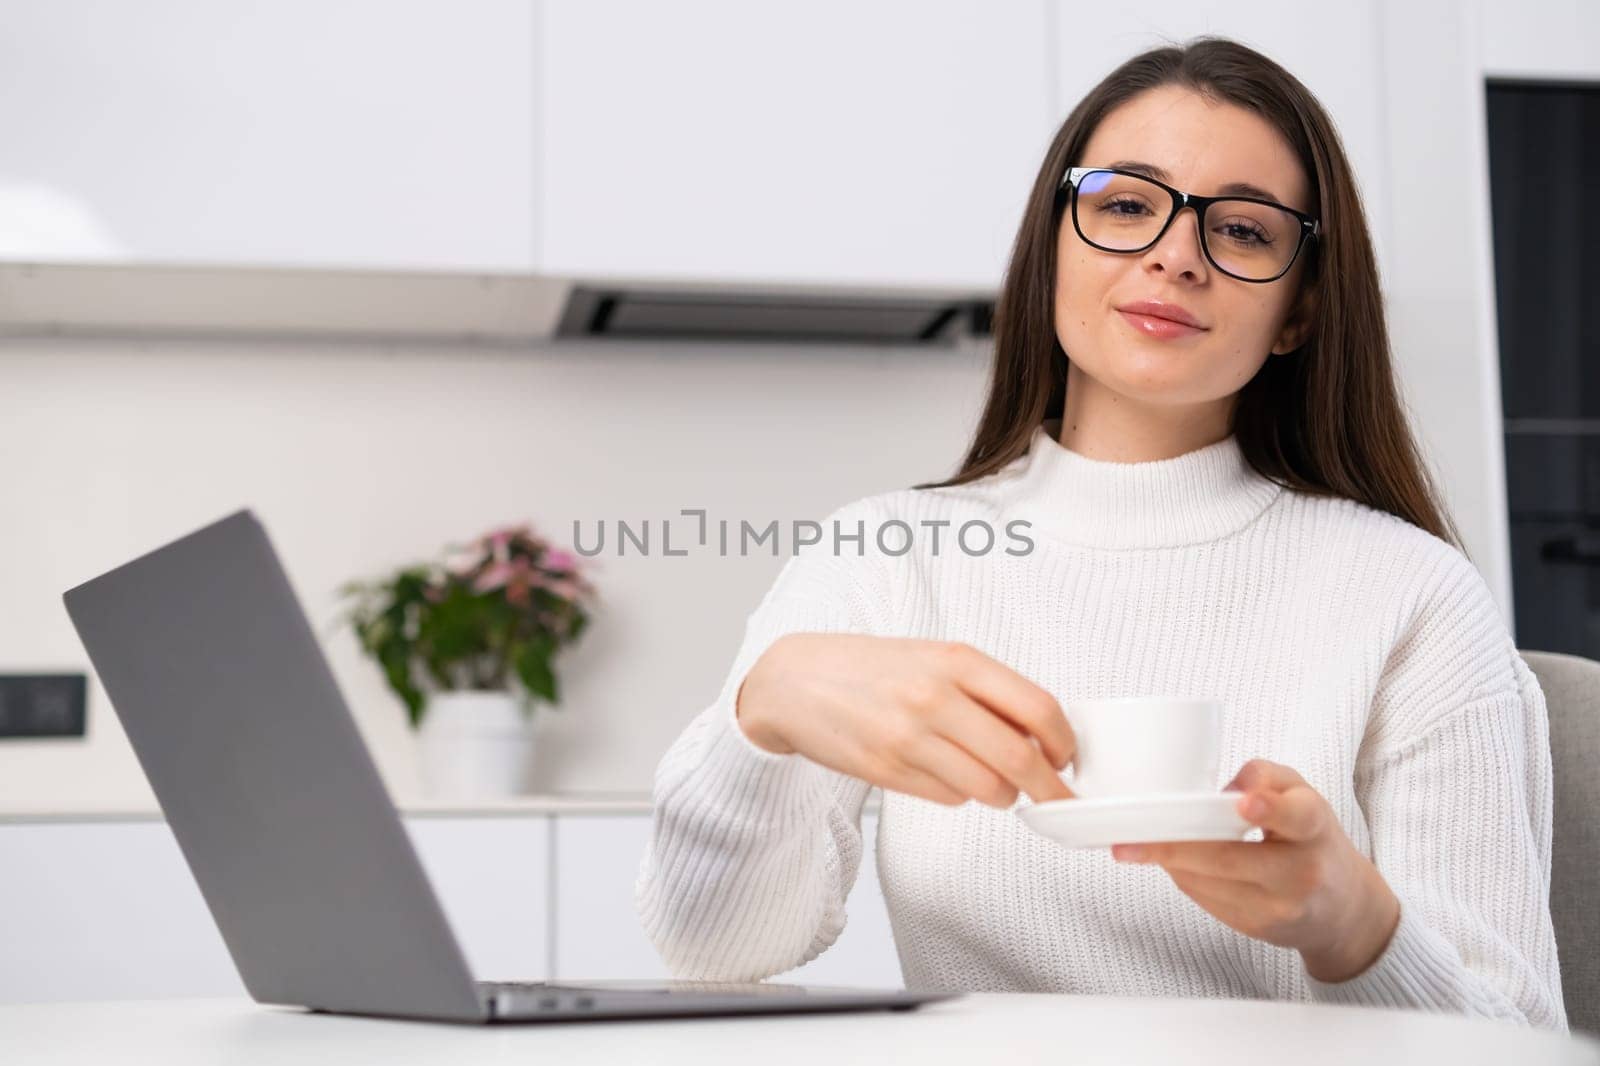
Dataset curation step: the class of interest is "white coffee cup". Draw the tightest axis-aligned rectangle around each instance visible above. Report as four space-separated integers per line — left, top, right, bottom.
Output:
1062 696 1222 799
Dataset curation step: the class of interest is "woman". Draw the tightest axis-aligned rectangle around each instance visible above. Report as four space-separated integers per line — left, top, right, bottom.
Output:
634 37 1566 1030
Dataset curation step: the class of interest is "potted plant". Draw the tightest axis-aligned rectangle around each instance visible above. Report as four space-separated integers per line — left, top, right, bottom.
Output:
337 523 598 799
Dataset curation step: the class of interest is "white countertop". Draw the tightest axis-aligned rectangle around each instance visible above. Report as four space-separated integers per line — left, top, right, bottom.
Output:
0 793 886 824
0 793 649 823
0 994 1595 1065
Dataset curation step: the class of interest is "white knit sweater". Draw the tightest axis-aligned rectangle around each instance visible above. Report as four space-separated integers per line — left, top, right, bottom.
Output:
634 419 1568 1030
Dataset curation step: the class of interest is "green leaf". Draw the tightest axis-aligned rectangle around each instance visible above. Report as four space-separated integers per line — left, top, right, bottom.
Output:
377 639 424 728
336 544 592 727
567 609 589 643
514 634 558 704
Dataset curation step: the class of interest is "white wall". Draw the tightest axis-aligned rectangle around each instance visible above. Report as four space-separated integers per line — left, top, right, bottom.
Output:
1374 0 1515 620
0 336 989 811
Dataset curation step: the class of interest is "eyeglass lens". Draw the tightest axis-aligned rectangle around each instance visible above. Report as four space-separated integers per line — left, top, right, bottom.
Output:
1074 169 1301 281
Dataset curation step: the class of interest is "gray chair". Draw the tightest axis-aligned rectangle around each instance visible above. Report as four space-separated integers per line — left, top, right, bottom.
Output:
1523 649 1600 1035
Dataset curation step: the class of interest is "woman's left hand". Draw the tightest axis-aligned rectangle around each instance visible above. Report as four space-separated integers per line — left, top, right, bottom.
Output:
1110 758 1402 983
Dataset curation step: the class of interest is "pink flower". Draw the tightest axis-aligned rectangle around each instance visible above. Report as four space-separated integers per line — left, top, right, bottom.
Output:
471 559 520 593
543 547 578 572
543 574 597 602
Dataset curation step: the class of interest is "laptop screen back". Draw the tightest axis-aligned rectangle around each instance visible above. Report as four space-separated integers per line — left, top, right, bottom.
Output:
62 509 485 1021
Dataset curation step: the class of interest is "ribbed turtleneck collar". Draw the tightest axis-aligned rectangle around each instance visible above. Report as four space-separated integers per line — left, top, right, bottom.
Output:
1000 418 1284 549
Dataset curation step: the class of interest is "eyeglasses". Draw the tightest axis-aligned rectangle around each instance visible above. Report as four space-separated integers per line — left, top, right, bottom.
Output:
1057 166 1320 283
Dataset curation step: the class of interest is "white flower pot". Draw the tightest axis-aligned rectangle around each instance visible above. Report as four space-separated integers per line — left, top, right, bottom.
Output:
416 690 535 800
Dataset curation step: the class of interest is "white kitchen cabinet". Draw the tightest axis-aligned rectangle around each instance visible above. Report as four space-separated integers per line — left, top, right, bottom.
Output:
0 0 536 271
555 811 904 988
402 816 550 983
1 808 902 1005
0 1 1407 290
536 0 1055 288
1478 0 1600 79
0 816 550 1003
0 821 245 1003
550 814 670 981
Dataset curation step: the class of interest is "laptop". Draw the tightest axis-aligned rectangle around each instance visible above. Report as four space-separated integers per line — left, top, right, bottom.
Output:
61 508 957 1023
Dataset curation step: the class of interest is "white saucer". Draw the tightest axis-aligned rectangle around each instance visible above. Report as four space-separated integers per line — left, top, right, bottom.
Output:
1016 790 1258 850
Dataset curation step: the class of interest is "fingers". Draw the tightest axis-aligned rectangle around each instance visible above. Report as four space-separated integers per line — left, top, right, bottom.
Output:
938 642 1076 771
930 691 1074 805
1222 761 1326 843
883 762 968 807
1160 867 1290 940
899 730 1022 809
1238 784 1326 843
1225 758 1307 795
1118 839 1299 889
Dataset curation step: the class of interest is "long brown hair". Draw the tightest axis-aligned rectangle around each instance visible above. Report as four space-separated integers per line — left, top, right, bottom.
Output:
915 36 1463 551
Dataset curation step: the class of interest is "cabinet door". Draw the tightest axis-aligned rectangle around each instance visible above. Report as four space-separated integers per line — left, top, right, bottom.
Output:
556 811 902 988
0 817 550 1004
0 822 244 1003
538 0 1055 288
0 0 535 271
1479 0 1600 79
403 816 550 982
553 814 670 980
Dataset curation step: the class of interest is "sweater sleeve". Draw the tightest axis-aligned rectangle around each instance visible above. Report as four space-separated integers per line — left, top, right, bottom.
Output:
633 500 890 981
1303 546 1567 1030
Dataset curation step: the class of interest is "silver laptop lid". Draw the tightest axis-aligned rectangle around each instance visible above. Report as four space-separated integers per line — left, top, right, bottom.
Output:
63 509 486 1022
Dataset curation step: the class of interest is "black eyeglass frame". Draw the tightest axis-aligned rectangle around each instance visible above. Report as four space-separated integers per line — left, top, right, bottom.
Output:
1057 166 1321 284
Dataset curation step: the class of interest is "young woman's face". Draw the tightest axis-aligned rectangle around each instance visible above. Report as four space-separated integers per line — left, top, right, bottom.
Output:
1054 85 1316 415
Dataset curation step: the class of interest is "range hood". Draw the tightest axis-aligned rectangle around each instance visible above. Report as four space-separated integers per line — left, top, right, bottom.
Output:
0 261 995 347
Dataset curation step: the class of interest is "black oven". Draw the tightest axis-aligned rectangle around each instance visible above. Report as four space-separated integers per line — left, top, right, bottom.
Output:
1488 79 1600 658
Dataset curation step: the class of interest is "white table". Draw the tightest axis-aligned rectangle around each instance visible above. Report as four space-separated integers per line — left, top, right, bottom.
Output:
2 995 1597 1064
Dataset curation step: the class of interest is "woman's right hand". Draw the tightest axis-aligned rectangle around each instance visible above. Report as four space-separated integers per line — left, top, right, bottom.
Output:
734 634 1076 808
